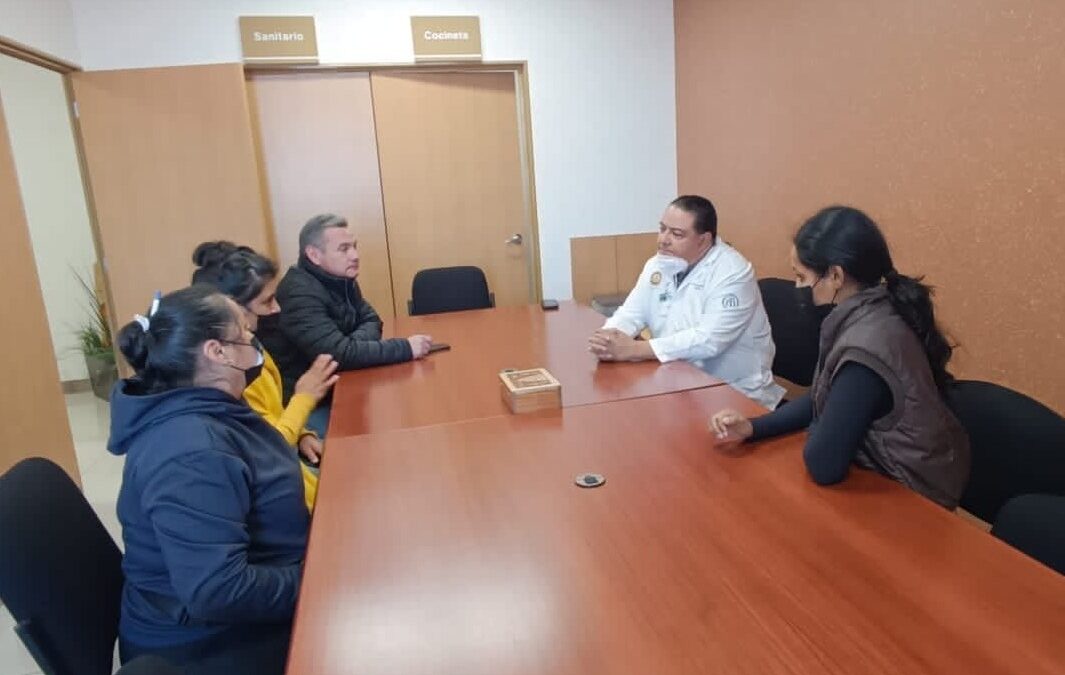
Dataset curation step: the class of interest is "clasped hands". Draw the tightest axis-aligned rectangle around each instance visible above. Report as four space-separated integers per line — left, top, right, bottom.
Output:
587 328 649 361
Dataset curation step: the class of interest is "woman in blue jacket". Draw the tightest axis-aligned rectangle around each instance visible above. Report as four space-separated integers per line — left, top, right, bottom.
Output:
108 285 308 674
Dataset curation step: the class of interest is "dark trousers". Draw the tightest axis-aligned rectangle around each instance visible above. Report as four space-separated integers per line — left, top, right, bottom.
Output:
992 493 1065 576
305 401 332 438
119 622 292 675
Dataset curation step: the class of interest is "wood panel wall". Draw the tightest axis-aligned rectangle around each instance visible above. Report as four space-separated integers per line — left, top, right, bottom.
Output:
675 0 1065 411
570 232 658 304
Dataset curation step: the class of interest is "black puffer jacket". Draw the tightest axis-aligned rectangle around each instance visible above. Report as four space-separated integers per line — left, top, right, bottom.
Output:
260 256 413 401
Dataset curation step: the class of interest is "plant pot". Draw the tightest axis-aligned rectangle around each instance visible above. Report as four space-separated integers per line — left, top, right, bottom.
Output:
85 353 118 401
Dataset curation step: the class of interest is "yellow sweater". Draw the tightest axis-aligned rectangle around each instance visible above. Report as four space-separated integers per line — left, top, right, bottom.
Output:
243 349 319 511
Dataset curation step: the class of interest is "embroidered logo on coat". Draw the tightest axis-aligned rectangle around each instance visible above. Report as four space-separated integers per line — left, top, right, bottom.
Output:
721 293 740 309
650 271 662 286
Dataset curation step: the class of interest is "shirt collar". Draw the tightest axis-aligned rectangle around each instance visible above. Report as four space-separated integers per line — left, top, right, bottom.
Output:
676 241 717 285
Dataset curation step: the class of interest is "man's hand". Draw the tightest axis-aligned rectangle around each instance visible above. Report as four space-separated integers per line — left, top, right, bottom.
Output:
407 334 433 359
298 434 324 465
588 328 654 361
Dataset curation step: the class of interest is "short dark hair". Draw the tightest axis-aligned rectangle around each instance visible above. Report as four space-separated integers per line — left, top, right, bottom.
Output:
670 195 718 238
191 241 278 306
299 213 348 252
117 285 237 394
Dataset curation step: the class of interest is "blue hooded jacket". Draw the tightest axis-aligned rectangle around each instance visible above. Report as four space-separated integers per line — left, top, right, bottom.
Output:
108 380 309 649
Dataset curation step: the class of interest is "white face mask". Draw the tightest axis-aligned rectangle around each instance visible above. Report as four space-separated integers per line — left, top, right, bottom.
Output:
654 253 689 277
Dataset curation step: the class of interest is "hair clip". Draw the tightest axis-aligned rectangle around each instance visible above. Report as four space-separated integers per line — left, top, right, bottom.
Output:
148 290 162 317
133 314 150 332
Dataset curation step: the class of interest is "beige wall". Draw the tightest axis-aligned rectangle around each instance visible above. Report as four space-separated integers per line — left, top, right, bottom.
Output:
0 52 98 382
675 0 1065 411
0 0 79 63
66 0 679 301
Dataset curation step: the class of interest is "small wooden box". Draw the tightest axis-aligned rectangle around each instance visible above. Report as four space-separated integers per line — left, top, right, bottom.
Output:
499 368 562 414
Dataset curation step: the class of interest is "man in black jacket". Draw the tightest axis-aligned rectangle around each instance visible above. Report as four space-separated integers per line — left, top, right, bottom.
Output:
261 214 432 432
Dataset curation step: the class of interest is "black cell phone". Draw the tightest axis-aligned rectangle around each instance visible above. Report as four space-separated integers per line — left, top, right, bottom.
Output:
428 342 451 353
541 299 560 310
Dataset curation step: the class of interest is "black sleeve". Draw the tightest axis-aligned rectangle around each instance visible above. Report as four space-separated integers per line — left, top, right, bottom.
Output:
750 395 814 440
280 285 412 370
801 362 893 486
351 298 384 341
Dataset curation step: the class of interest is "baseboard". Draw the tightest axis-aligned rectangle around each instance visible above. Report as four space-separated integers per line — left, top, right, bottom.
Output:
61 379 92 394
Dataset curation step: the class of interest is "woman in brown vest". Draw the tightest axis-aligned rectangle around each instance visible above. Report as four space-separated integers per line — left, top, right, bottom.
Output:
710 206 970 508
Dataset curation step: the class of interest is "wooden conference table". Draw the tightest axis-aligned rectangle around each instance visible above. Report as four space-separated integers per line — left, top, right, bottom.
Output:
292 306 1065 675
326 301 720 437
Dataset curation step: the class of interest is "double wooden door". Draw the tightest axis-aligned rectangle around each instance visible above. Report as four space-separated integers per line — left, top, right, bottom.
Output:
248 69 535 316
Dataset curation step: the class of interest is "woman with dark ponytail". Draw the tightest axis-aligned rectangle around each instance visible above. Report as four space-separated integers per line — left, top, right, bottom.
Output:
191 241 339 510
108 285 307 673
710 206 970 508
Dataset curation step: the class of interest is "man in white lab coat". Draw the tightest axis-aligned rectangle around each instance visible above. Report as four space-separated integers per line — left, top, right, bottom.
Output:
588 195 784 409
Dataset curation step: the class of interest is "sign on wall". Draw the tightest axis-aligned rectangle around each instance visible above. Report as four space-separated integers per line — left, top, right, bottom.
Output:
411 16 482 61
239 16 319 63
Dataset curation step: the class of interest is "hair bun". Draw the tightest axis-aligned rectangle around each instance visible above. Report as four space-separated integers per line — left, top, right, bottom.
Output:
117 320 151 372
191 241 242 269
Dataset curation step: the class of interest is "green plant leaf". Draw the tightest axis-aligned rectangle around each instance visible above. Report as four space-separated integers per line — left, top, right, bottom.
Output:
71 265 114 360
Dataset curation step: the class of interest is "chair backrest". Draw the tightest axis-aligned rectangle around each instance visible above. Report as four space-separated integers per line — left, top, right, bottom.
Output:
0 457 123 675
947 380 1065 522
409 266 494 316
757 278 823 386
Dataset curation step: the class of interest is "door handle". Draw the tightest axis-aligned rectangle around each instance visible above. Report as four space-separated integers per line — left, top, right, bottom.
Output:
505 233 523 245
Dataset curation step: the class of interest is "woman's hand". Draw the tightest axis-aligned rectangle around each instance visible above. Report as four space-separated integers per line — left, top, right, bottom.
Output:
295 354 340 403
708 409 753 442
298 434 324 465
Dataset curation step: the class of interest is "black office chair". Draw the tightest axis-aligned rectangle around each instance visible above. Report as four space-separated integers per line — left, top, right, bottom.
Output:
0 457 123 675
757 278 823 386
947 380 1065 524
114 655 182 675
991 494 1065 575
408 266 495 316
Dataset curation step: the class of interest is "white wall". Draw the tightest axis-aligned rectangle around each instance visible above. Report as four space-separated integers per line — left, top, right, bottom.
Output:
67 0 678 299
0 53 98 381
0 0 79 63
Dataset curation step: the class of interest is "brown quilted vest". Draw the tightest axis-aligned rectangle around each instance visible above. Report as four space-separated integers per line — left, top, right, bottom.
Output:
812 286 970 508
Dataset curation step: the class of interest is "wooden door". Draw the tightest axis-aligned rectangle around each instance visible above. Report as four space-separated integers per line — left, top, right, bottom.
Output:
371 71 535 316
70 64 270 339
0 96 79 482
246 71 394 315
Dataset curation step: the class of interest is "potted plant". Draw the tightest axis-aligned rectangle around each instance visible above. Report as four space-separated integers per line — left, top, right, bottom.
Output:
74 268 117 400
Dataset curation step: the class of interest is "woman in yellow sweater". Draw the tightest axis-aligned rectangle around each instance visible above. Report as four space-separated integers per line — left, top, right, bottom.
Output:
192 241 338 510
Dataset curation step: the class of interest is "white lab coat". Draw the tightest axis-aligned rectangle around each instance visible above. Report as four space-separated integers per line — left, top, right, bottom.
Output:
603 242 785 409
